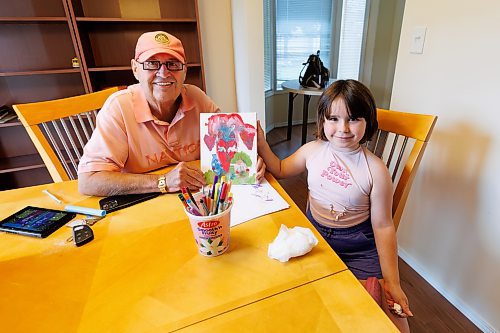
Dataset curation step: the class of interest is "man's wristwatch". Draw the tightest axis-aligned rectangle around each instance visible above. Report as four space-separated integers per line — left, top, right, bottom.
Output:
157 175 168 194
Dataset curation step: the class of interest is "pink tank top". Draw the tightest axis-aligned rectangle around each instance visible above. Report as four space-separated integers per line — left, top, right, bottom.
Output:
306 140 372 228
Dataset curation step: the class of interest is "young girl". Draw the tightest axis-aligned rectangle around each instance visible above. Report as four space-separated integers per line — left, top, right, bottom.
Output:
257 79 413 332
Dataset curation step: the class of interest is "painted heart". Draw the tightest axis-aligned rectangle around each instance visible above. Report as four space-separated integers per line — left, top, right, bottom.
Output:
239 129 255 149
204 134 216 150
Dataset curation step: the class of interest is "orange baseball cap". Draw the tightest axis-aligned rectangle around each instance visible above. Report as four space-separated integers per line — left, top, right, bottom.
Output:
135 31 185 63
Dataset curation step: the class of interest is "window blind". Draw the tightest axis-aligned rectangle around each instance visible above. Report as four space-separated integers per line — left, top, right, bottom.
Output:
275 0 333 86
337 0 367 79
264 0 273 92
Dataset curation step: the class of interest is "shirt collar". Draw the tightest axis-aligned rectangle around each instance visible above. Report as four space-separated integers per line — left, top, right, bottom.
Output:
131 84 194 124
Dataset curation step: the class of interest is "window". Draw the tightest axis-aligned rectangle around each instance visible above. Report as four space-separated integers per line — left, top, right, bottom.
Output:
337 0 367 79
264 0 367 92
264 0 274 92
275 0 333 87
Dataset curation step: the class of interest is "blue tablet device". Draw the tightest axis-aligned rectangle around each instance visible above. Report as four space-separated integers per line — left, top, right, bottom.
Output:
0 206 76 238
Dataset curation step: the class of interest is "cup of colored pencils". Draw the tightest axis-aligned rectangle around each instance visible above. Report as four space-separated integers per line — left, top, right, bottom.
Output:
178 176 233 257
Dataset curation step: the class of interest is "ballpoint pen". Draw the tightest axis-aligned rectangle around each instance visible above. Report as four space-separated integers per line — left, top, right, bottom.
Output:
42 189 63 204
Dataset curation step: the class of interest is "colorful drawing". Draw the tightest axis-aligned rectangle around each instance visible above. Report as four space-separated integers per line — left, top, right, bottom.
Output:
200 113 257 184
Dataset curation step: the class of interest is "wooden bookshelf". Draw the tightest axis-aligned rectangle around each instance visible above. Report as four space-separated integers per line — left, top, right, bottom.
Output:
68 0 204 92
0 0 205 190
0 17 68 22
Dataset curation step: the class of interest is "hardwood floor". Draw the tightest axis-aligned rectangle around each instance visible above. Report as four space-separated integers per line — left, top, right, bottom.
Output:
266 124 481 333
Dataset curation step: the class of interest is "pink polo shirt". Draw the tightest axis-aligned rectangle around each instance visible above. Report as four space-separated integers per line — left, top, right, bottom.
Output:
78 84 220 174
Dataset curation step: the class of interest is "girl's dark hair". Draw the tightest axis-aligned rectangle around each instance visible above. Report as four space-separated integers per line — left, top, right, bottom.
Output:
316 79 378 144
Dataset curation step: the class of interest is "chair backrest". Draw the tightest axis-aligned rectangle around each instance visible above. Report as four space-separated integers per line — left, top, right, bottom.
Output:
13 87 119 182
365 109 437 230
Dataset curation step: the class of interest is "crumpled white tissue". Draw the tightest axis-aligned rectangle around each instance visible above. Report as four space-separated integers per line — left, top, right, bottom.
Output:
268 224 319 262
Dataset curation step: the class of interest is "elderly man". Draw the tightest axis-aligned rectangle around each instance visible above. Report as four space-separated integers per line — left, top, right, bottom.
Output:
78 31 264 196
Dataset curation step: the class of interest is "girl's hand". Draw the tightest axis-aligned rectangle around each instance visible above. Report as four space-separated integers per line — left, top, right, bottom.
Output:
384 282 413 318
255 121 267 182
256 155 266 182
256 120 267 151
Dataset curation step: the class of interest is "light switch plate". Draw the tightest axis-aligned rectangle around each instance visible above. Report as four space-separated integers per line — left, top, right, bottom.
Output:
410 26 427 54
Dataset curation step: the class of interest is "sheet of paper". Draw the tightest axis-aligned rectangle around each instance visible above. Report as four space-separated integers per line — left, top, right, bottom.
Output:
229 178 290 226
200 113 257 185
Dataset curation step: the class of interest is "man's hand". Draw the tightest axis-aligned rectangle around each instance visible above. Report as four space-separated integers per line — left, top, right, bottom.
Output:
256 155 266 182
165 162 205 192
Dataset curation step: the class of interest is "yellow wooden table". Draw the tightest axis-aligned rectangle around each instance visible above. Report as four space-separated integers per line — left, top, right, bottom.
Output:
0 174 395 332
178 271 398 332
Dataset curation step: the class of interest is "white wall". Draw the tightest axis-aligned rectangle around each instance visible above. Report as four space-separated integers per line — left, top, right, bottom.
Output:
198 0 237 113
391 1 500 331
230 0 266 128
360 0 405 108
198 0 265 128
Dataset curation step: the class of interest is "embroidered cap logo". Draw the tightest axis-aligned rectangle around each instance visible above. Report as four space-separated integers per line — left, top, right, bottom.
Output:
154 33 169 45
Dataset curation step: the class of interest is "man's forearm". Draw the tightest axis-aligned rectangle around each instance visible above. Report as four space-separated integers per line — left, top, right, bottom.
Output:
78 171 160 196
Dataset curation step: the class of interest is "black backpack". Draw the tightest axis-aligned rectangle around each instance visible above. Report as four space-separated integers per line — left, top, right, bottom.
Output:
299 50 330 88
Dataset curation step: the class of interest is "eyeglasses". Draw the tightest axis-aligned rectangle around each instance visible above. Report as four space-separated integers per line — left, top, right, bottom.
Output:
137 60 185 71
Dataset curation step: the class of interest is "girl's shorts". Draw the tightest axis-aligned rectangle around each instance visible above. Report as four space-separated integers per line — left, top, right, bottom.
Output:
306 209 383 280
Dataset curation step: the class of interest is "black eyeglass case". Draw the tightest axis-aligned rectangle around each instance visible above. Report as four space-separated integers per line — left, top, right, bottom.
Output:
99 193 160 213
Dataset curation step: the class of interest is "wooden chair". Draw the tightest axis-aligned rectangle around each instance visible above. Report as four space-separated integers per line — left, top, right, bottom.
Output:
13 87 119 182
366 109 437 230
